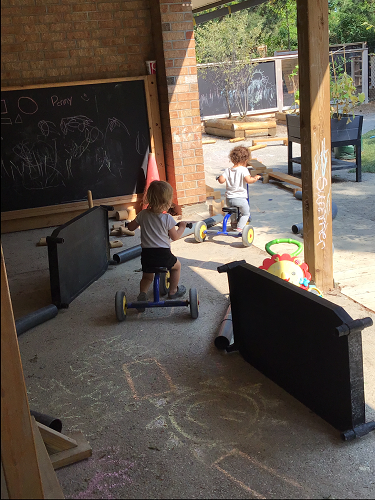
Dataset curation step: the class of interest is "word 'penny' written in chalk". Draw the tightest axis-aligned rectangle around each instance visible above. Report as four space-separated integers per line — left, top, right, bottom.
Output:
51 95 72 107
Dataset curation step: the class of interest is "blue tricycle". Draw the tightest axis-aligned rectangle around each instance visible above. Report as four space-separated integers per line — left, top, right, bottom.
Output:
194 206 255 247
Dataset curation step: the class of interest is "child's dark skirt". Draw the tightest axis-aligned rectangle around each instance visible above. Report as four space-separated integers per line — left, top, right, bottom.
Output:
141 247 177 273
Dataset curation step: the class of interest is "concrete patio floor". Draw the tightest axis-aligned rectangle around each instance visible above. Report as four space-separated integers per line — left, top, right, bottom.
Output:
1 109 374 499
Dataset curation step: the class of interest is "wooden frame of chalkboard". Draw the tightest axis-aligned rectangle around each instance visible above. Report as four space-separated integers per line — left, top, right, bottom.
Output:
1 75 165 233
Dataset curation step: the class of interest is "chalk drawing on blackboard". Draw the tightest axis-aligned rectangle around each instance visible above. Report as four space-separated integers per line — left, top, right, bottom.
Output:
81 93 90 102
198 60 277 118
247 68 276 111
1 100 7 114
15 114 23 124
38 120 60 138
1 118 12 125
106 117 129 136
18 96 38 114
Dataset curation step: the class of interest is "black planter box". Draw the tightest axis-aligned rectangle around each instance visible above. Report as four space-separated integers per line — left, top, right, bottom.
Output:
286 113 363 182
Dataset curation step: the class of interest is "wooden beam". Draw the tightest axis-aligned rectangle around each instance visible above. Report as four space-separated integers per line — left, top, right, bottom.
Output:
296 0 333 291
144 74 166 181
30 418 65 499
36 422 78 455
1 245 44 498
48 431 92 470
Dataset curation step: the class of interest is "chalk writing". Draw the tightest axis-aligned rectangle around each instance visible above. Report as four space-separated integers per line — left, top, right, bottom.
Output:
313 138 331 249
51 95 72 107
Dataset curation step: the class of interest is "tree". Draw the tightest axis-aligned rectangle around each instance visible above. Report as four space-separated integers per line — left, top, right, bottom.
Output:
328 0 375 52
195 11 261 118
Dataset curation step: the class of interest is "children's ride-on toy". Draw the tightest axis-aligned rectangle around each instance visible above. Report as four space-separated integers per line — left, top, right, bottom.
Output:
115 266 199 321
194 206 254 247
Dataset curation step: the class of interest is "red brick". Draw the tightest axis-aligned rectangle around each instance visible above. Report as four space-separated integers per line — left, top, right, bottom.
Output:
67 31 91 40
46 67 72 77
161 13 184 22
44 50 70 59
46 5 72 13
177 92 200 101
64 12 89 22
162 31 185 41
89 12 113 21
41 32 65 41
173 40 195 49
173 57 196 68
98 20 122 29
72 4 97 12
98 3 122 12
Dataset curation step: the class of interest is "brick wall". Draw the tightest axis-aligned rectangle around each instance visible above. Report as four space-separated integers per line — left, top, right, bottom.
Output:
1 0 206 210
1 0 154 87
152 0 206 209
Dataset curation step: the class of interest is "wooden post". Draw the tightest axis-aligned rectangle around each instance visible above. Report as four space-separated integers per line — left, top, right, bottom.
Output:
296 0 333 291
1 245 44 498
87 190 93 209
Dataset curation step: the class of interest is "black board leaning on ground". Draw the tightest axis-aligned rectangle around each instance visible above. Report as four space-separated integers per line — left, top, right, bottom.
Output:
1 79 150 212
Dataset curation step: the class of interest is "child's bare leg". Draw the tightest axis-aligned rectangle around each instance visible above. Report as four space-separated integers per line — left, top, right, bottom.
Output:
140 272 154 294
168 260 181 296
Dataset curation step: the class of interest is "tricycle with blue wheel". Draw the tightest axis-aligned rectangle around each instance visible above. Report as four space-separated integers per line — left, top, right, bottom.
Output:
115 266 199 321
194 206 255 247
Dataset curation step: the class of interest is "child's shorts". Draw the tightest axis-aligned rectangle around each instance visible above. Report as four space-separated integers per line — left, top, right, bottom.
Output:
141 247 177 273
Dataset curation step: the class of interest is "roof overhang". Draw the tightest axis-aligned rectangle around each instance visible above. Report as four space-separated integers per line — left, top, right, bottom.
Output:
192 0 267 14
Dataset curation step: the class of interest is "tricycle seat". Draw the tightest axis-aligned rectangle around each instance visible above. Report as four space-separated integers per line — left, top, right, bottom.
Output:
222 207 238 215
145 267 169 274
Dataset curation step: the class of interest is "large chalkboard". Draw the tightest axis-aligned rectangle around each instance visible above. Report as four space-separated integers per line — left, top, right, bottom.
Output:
198 60 277 118
1 78 151 212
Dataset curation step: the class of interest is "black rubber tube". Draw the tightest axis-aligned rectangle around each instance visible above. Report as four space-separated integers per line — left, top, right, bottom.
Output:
30 410 62 432
214 305 233 350
112 215 224 265
113 245 142 264
15 304 58 337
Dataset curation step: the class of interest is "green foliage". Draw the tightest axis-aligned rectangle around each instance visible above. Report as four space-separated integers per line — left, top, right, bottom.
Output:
349 130 375 173
328 0 375 52
329 54 365 122
195 11 261 118
252 0 298 55
288 55 365 122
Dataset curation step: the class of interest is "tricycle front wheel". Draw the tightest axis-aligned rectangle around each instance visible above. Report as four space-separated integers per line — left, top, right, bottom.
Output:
115 291 127 322
242 225 254 247
189 288 199 319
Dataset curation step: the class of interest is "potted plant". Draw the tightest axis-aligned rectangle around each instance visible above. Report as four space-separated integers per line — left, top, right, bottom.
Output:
285 54 365 181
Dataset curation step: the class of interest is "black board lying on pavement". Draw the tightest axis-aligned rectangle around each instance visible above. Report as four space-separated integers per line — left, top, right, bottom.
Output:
48 206 111 309
218 260 374 440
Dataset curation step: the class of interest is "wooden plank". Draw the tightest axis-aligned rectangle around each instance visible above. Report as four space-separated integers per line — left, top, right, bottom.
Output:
204 127 243 138
296 0 333 291
204 119 234 131
268 171 302 188
1 245 44 499
1 195 143 233
31 418 65 499
232 120 276 130
229 137 244 143
144 74 166 181
1 194 142 221
244 128 269 137
202 139 216 144
36 422 78 454
2 76 147 93
249 144 267 152
253 137 288 146
49 431 92 470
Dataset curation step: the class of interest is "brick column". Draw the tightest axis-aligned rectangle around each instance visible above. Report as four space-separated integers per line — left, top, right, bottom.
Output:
150 1 206 212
